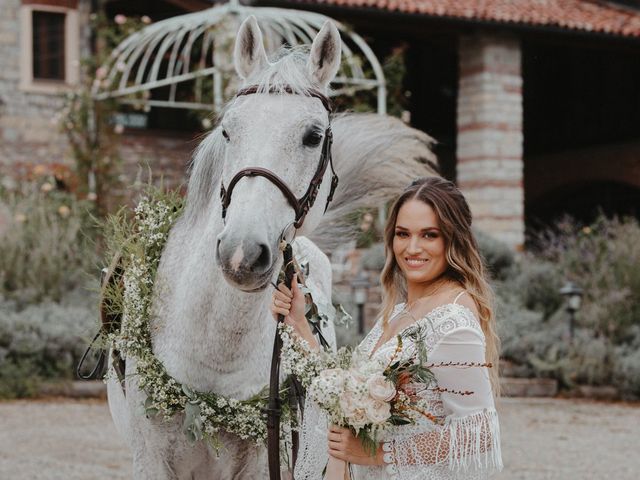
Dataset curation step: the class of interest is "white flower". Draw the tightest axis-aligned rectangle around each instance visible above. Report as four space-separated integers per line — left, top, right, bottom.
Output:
338 391 359 418
365 398 391 424
367 374 396 402
348 408 368 430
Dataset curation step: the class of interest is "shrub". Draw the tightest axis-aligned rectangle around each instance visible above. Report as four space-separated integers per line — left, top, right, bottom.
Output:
0 292 97 399
497 215 640 398
475 230 516 281
0 179 97 305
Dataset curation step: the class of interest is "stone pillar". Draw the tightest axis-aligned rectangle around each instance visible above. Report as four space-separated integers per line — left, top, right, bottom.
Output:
456 33 524 249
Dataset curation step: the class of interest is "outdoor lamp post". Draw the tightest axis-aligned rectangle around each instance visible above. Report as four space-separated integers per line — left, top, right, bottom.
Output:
559 281 583 341
351 272 370 334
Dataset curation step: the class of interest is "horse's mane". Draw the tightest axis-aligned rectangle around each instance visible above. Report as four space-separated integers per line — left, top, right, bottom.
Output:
183 46 438 248
310 113 437 250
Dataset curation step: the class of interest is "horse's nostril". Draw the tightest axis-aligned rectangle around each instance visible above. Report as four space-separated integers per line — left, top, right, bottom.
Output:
253 243 271 272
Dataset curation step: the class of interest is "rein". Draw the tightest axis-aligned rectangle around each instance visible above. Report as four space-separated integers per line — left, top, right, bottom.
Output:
223 85 337 479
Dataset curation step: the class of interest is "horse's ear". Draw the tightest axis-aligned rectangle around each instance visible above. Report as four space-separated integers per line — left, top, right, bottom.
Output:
307 21 341 89
234 16 269 80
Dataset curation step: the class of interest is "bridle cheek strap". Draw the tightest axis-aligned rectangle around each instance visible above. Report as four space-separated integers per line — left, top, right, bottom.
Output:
220 124 338 230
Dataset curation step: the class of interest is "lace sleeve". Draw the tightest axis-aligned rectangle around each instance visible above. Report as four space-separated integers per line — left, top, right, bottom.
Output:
388 327 502 477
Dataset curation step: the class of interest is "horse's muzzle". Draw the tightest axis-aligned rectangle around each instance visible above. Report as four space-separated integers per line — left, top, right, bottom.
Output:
216 235 275 291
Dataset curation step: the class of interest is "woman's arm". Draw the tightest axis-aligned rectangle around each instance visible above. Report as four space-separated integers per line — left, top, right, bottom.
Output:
386 327 502 475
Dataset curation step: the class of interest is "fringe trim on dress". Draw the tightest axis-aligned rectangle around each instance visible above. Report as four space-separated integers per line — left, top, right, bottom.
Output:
436 408 503 472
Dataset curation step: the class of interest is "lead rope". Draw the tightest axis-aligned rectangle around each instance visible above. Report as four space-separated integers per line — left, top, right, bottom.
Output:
267 242 295 480
268 240 330 479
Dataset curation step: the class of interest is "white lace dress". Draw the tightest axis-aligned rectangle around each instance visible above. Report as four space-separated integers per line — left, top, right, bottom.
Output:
294 302 503 480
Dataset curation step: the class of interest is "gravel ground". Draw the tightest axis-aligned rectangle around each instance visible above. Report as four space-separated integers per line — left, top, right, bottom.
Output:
1 397 638 479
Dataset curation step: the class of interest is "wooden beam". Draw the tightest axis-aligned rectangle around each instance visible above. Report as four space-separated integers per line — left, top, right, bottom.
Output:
163 0 211 12
22 0 78 8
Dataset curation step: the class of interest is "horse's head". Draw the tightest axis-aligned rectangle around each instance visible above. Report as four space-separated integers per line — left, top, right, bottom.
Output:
214 16 341 291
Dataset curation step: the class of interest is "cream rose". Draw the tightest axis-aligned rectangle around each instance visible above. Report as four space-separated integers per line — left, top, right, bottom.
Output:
367 374 396 402
348 407 369 429
365 398 391 424
339 391 359 418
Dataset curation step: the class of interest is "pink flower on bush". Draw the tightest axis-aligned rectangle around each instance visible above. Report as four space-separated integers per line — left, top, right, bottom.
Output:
95 66 107 79
114 14 127 25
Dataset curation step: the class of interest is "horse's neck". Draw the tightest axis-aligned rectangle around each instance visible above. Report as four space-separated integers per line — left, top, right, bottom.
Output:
151 217 275 395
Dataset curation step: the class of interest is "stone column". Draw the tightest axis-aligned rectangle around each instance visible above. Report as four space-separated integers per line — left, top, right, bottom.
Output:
456 33 524 249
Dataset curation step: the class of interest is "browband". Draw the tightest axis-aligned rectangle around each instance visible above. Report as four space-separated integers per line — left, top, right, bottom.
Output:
236 85 333 113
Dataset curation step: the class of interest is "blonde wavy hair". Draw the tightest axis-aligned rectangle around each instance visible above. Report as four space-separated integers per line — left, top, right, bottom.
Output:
379 177 500 394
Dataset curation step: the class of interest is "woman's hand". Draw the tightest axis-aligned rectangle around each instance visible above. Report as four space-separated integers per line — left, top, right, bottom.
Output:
271 275 318 350
327 425 384 466
271 274 306 326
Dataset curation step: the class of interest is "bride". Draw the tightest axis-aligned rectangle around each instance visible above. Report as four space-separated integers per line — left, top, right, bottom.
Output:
272 176 503 479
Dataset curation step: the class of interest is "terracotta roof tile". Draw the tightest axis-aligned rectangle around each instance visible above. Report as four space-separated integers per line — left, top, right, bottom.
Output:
291 0 640 38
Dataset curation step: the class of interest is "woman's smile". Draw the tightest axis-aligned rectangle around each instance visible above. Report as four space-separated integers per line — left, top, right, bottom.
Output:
393 199 448 290
404 256 429 268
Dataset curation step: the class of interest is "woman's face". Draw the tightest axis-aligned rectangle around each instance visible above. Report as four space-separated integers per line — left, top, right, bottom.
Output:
392 199 448 288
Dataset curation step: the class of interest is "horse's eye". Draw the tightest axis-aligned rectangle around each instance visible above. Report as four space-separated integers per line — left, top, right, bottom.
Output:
222 129 230 142
303 130 323 148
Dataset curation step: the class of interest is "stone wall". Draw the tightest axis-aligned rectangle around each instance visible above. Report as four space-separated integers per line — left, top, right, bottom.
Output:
115 130 197 195
0 0 89 171
456 33 524 249
0 0 195 206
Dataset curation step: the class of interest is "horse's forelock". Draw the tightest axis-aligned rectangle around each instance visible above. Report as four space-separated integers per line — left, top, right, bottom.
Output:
252 46 330 97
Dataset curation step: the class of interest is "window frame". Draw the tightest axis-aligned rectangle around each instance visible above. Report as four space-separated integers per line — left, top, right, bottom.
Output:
19 2 80 94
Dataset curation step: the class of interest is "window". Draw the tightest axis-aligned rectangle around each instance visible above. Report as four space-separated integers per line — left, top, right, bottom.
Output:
32 11 66 81
20 2 79 93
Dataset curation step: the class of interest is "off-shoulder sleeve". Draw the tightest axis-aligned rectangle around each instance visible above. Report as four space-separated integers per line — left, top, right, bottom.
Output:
388 327 502 478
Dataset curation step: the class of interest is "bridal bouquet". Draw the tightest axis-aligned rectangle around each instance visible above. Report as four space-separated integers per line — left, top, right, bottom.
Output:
280 324 438 479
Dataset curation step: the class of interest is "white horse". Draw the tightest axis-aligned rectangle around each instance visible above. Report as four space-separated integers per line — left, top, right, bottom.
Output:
107 16 437 479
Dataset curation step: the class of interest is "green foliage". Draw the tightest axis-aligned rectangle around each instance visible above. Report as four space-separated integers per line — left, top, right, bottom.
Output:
475 230 516 281
494 215 640 398
360 242 386 271
60 11 148 216
333 45 409 117
0 181 97 305
0 293 97 399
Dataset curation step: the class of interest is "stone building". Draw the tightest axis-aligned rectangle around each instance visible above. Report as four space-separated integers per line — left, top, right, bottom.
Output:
1 0 639 249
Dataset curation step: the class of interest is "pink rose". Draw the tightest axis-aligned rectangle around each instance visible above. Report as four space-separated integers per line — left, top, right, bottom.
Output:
114 14 127 25
367 374 396 402
365 398 391 424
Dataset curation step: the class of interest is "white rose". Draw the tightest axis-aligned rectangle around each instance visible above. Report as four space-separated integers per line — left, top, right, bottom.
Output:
365 398 391 424
367 374 396 402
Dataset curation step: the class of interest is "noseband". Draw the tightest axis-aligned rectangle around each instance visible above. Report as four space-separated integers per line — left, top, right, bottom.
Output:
219 85 339 229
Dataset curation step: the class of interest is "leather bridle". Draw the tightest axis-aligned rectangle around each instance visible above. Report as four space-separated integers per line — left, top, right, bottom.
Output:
219 85 339 229
219 85 337 480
